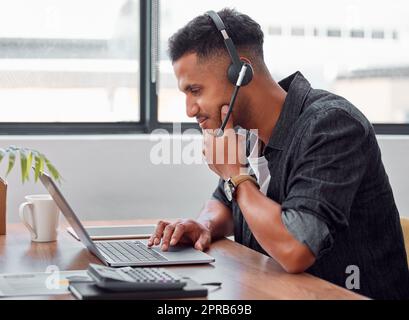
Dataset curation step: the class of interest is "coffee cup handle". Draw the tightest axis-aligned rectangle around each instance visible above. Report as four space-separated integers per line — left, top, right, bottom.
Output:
19 202 37 240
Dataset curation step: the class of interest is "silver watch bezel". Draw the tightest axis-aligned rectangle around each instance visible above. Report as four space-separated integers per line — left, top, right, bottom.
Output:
224 178 235 202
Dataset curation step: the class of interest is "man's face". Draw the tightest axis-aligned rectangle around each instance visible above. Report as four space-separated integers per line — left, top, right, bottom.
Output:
173 53 235 130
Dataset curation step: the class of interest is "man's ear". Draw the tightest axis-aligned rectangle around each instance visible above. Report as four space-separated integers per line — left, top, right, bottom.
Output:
240 56 252 65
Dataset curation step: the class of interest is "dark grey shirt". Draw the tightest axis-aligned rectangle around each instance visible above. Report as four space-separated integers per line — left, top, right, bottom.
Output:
212 71 409 299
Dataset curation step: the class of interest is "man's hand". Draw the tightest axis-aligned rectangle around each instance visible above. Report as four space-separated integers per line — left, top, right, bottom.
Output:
147 219 211 251
203 105 247 180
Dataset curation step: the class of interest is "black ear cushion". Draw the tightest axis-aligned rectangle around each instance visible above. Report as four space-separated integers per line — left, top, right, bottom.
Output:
227 63 254 86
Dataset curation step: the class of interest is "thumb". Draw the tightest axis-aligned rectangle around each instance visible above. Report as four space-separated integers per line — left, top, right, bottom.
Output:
220 105 234 131
194 233 209 251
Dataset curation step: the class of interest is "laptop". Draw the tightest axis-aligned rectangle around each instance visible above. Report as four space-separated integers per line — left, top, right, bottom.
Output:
39 172 215 267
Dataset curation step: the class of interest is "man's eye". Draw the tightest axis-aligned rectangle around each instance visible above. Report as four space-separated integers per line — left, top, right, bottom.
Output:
190 88 201 95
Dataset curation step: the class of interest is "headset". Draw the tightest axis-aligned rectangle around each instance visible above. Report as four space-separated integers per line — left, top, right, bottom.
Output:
206 10 254 137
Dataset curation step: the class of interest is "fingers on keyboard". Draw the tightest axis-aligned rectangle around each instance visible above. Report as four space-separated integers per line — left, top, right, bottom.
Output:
161 224 176 251
149 220 170 246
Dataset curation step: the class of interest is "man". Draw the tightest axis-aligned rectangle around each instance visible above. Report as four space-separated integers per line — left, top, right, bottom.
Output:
147 8 409 299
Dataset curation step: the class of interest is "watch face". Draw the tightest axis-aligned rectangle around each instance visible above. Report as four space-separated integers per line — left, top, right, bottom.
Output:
224 180 233 202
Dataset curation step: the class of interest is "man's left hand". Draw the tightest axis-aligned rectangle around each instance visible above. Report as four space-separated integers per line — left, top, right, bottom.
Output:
202 105 247 180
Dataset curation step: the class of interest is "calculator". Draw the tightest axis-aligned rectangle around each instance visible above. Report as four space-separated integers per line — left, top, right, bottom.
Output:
87 264 187 291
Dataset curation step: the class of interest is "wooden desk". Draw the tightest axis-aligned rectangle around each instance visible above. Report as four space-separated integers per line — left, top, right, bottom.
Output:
0 220 367 300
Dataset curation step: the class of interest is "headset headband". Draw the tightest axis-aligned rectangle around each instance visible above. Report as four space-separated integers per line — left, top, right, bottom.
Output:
206 10 242 67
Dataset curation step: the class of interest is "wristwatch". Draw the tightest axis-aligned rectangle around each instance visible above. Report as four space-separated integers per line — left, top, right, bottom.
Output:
224 175 259 202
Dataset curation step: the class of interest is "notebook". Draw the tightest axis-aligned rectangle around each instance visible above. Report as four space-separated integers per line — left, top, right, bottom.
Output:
69 278 208 300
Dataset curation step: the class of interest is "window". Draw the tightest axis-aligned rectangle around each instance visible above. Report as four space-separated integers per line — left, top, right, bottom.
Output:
0 0 140 132
1 0 409 134
327 28 342 37
372 30 385 39
291 27 305 37
158 0 409 132
350 29 365 38
268 26 282 36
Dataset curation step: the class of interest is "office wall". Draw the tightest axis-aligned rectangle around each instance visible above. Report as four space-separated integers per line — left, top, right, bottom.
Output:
1 134 408 224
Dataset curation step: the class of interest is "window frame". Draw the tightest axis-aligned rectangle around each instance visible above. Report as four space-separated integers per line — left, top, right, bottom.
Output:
0 0 150 135
0 0 406 135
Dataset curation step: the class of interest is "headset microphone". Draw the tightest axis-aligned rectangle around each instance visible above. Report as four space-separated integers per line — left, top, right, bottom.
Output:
206 10 254 137
216 63 249 137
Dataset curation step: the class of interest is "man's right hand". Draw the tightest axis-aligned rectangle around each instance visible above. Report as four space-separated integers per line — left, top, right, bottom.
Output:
147 219 211 252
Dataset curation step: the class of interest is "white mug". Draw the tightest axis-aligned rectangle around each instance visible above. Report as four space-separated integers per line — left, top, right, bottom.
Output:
19 194 60 242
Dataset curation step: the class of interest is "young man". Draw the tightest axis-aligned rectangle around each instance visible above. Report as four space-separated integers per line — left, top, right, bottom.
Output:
147 8 409 299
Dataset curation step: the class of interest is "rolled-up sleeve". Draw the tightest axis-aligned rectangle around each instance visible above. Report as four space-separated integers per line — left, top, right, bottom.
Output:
281 209 333 259
281 108 369 259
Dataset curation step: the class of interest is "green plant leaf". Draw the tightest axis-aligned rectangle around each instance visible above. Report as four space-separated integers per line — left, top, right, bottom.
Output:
33 152 44 182
26 150 33 182
3 146 62 185
45 157 61 183
39 153 45 172
6 149 16 176
19 149 28 183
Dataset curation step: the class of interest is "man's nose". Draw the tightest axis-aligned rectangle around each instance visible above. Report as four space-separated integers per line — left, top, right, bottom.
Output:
186 101 200 118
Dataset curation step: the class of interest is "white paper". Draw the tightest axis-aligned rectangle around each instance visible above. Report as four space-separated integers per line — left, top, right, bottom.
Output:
0 270 92 297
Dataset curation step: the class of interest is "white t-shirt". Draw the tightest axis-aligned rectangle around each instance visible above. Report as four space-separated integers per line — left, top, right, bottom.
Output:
246 134 271 195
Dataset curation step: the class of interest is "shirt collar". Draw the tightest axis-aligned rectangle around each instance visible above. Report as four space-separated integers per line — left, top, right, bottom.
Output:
265 71 312 151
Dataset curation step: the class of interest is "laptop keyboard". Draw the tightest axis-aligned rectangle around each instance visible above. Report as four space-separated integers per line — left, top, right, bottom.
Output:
95 240 168 263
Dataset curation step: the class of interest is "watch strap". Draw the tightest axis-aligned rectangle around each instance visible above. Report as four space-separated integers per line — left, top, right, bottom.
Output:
230 175 259 189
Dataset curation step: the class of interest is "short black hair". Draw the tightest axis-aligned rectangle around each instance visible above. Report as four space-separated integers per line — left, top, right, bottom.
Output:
168 8 264 63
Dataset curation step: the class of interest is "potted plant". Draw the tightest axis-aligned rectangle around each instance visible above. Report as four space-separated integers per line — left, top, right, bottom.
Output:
0 145 61 235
